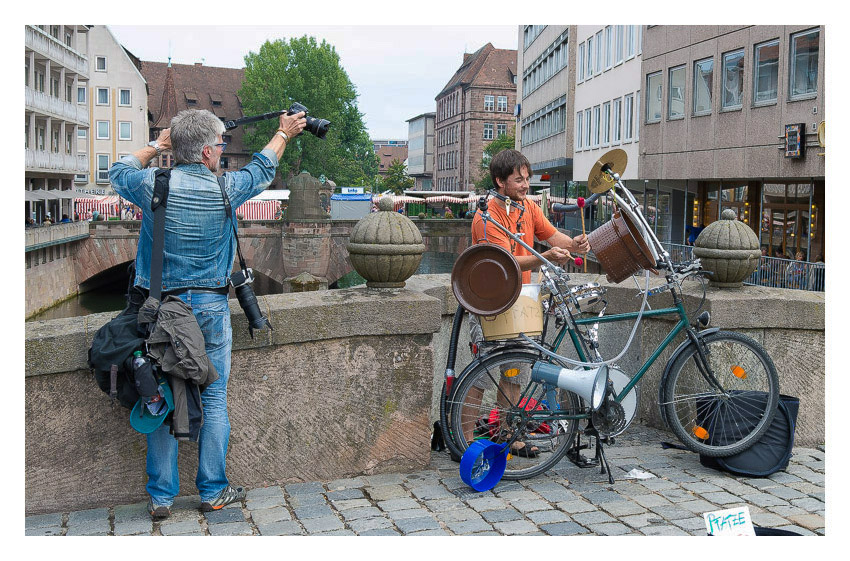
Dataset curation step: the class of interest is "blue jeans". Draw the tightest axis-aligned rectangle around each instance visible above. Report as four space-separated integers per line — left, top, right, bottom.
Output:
145 290 232 506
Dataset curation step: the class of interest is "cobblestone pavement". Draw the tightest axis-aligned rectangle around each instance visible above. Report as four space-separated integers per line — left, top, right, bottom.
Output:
26 424 825 536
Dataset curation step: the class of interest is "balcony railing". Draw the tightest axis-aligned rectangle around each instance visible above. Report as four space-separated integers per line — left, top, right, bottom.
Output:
25 26 89 77
25 221 89 252
25 148 88 174
25 86 89 126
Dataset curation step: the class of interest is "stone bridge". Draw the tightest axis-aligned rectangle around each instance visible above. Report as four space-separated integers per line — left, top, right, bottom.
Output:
26 218 475 316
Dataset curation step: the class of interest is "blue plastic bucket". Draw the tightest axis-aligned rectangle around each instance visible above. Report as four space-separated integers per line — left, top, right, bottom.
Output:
459 440 508 492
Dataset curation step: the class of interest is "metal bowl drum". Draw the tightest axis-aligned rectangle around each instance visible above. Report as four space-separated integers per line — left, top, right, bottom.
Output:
587 210 657 284
451 243 521 316
568 282 606 309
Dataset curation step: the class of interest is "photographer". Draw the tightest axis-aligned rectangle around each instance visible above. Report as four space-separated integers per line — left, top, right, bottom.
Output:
109 108 306 519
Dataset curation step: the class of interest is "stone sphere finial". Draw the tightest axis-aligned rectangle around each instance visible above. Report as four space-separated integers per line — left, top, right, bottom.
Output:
693 211 761 287
378 197 394 212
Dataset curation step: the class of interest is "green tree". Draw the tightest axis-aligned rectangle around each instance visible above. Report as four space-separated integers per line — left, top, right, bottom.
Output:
475 132 516 192
380 159 414 194
239 36 379 186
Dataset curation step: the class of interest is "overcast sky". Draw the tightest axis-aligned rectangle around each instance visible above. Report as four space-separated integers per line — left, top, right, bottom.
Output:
107 25 518 140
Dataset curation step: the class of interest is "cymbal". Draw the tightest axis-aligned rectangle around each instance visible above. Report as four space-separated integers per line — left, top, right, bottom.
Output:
587 149 628 193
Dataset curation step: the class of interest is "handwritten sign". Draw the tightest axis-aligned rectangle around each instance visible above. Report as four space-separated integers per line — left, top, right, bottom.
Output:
703 506 755 536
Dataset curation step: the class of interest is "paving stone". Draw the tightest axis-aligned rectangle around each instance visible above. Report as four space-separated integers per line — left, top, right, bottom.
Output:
332 499 372 511
300 516 344 534
250 506 291 525
340 506 383 521
620 513 665 529
583 490 625 504
526 481 577 502
409 529 450 536
365 484 409 501
572 510 616 525
790 497 825 511
593 522 631 535
556 500 597 514
632 494 673 508
325 488 365 502
67 508 109 526
493 489 542 502
540 521 590 535
481 508 523 523
742 478 780 490
364 473 406 486
359 528 401 536
638 478 679 491
114 518 153 536
493 519 539 535
681 481 724 494
751 512 791 527
160 520 203 536
441 476 468 490
346 516 394 533
768 504 808 517
436 508 480 523
788 513 825 530
293 503 334 520
445 518 493 535
648 504 698 520
256 520 303 536
466 496 509 512
204 508 245 524
699 491 743 505
510 499 552 513
287 494 327 508
25 513 63 529
788 481 825 495
317 529 357 536
492 481 524 494
395 516 441 534
65 520 110 535
246 495 286 511
739 492 789 508
285 482 325 496
113 502 150 524
207 522 253 536
658 488 696 503
670 516 706 531
773 524 816 536
327 477 366 490
388 508 432 520
767 472 802 484
600 500 645 517
172 494 202 510
246 486 284 500
25 526 63 536
377 498 420 512
677 499 717 514
423 498 467 513
641 525 690 536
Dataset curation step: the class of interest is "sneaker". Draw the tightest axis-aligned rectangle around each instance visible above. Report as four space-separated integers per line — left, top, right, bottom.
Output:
200 484 246 512
147 498 171 520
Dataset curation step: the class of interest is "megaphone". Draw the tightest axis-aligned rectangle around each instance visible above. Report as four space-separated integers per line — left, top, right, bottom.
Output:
531 361 609 411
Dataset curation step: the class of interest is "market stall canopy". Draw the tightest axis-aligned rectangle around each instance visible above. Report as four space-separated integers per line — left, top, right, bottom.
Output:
31 189 62 200
25 190 44 201
249 189 290 201
48 189 77 199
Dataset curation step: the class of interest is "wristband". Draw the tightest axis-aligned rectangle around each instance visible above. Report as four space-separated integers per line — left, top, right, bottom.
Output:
275 130 289 143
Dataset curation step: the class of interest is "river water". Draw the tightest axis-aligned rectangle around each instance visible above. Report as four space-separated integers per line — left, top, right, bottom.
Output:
27 251 459 321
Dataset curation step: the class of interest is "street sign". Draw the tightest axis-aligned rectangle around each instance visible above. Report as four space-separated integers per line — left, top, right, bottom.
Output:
341 187 364 194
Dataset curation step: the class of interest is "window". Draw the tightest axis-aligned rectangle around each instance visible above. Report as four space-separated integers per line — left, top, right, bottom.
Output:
627 26 636 59
592 105 601 147
578 42 585 81
586 36 594 77
595 31 603 74
646 72 662 123
693 58 713 115
96 120 109 140
97 154 110 183
790 28 819 99
497 123 507 137
722 49 745 109
483 123 494 140
624 94 634 141
118 122 131 141
484 95 494 111
51 78 59 97
77 86 86 104
66 132 73 154
119 89 131 106
602 101 611 145
668 65 686 119
220 157 229 169
584 108 592 147
66 83 72 102
95 56 107 71
52 130 59 152
751 40 780 105
605 26 613 69
497 95 508 112
613 98 622 143
576 111 583 149
75 174 87 183
616 25 624 64
77 128 87 151
635 91 640 140
96 87 109 105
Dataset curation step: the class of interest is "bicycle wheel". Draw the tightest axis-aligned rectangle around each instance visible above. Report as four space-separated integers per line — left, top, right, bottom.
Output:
661 330 779 457
448 350 582 480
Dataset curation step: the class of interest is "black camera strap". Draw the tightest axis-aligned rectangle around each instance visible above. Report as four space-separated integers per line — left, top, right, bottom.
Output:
217 175 249 273
150 169 171 302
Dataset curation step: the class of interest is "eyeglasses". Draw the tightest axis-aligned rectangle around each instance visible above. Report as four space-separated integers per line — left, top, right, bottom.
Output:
213 142 227 151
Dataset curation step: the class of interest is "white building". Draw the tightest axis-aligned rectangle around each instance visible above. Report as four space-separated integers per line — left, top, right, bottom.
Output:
76 25 149 196
25 24 90 222
406 112 435 190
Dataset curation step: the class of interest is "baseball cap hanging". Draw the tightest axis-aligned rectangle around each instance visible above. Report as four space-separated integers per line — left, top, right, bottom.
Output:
130 377 175 434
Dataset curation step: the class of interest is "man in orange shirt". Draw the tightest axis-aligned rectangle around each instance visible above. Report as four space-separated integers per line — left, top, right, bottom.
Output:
464 149 589 456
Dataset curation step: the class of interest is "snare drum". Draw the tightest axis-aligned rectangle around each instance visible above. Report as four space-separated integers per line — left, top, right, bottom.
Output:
569 282 606 308
479 284 544 341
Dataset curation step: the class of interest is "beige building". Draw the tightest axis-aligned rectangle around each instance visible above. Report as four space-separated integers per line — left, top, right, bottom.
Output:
25 25 90 223
406 112 435 190
75 25 149 197
640 25 825 258
515 26 575 197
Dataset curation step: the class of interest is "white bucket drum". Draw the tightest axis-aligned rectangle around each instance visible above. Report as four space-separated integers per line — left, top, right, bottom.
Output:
479 284 544 341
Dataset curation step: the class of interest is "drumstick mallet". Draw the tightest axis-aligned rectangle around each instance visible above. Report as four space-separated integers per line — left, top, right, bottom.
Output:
577 197 587 272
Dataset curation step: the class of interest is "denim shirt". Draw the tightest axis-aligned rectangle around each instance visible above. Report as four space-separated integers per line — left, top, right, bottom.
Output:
109 149 278 292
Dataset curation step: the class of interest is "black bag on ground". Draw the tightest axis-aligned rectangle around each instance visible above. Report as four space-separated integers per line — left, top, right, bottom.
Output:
88 267 148 409
698 393 799 477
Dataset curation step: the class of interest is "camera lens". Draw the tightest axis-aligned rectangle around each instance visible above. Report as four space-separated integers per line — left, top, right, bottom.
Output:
305 116 331 139
234 283 272 335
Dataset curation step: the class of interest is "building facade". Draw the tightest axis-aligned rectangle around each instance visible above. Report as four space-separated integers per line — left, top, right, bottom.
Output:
516 26 575 198
639 25 825 258
25 24 90 223
435 43 517 192
372 140 409 178
75 25 149 197
406 113 435 190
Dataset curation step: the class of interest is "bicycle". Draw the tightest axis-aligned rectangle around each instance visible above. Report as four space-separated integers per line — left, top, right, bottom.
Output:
440 161 780 486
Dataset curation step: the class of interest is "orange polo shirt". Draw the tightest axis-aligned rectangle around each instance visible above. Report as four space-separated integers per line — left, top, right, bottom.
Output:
471 198 557 285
